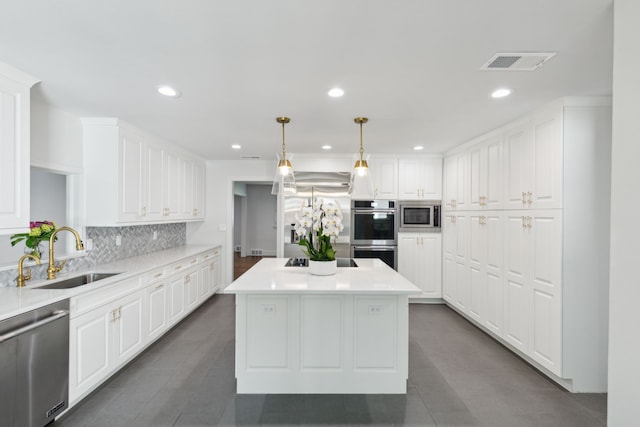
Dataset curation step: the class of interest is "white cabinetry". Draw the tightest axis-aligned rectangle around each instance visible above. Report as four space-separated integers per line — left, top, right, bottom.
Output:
441 98 611 391
398 158 442 200
83 118 205 225
468 212 503 334
504 210 562 373
0 66 38 231
69 278 144 403
469 137 502 210
398 232 442 298
371 157 398 199
503 109 562 210
69 247 221 406
443 152 467 209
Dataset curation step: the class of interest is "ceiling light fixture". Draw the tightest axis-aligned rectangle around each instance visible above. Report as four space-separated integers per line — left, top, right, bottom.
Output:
322 145 332 150
231 144 241 150
413 145 424 151
354 117 369 177
157 85 181 97
491 88 511 98
328 88 344 98
276 117 292 176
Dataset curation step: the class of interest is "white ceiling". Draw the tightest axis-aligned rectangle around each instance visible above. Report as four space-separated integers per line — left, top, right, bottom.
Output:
0 0 613 160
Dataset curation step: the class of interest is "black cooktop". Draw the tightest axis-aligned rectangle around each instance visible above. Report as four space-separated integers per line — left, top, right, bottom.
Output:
285 257 358 268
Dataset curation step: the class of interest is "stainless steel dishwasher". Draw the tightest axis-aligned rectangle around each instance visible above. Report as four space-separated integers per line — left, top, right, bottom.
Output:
0 300 70 427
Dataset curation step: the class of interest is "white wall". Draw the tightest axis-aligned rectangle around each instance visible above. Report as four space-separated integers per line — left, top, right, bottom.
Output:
30 91 83 172
186 159 273 286
608 1 640 425
245 184 277 256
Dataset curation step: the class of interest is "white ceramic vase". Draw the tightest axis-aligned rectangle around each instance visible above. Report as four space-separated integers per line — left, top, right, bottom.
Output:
308 259 337 276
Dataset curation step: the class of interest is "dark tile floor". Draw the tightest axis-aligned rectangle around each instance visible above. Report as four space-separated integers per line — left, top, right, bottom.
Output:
56 295 607 426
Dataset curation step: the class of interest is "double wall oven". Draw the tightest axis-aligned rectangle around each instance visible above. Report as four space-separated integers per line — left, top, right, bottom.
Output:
350 200 398 269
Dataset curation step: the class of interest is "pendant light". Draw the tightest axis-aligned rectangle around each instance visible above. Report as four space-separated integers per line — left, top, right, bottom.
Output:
276 116 292 176
354 117 369 176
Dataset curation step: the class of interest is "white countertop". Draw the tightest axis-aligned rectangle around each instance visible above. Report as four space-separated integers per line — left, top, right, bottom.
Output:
225 258 421 295
0 244 220 321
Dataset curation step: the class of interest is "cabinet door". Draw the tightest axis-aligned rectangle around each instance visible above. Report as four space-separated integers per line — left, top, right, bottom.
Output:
398 159 421 199
163 151 182 219
503 124 531 210
372 158 398 199
168 276 186 324
530 109 563 209
398 233 419 285
145 144 164 220
443 156 457 209
182 158 194 218
454 213 468 310
185 270 200 312
529 211 562 374
469 146 486 210
113 290 145 366
421 159 443 200
468 214 485 321
119 129 144 222
443 153 466 209
0 77 30 230
484 213 503 335
212 255 221 293
146 282 168 340
69 305 113 403
419 233 442 297
199 264 210 299
484 138 503 209
193 161 205 218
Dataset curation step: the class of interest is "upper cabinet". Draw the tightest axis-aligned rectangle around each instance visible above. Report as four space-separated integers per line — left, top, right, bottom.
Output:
83 118 205 225
443 152 467 209
398 158 442 200
0 64 39 232
371 157 398 199
469 136 502 210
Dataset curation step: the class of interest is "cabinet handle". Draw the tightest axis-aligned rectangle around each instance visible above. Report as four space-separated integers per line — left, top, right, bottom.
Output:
374 188 378 197
527 216 532 228
210 262 215 269
527 192 533 206
154 272 164 278
522 192 527 205
155 284 164 289
117 308 122 320
190 259 197 264
522 216 527 228
451 216 457 223
175 265 183 270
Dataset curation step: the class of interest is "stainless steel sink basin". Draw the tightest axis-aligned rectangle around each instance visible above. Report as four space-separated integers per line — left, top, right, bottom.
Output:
35 272 122 289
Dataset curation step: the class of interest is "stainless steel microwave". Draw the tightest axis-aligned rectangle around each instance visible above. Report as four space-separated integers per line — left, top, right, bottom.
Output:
398 200 441 232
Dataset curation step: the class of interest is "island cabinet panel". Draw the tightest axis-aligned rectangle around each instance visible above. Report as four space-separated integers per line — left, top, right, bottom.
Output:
246 296 289 369
233 285 412 394
354 296 397 369
301 296 343 369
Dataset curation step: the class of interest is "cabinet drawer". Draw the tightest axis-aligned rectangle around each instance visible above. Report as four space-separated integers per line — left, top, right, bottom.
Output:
167 256 198 275
198 249 219 263
71 277 142 317
146 266 167 283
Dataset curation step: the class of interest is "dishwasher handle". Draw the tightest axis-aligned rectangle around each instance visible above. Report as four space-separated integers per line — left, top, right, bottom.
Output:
0 310 69 343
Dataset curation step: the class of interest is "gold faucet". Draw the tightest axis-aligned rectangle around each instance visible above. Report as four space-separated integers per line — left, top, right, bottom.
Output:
48 226 85 280
16 253 41 287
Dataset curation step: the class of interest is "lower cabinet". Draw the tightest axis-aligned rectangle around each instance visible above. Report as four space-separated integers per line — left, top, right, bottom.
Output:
398 232 442 298
68 248 221 406
69 288 145 403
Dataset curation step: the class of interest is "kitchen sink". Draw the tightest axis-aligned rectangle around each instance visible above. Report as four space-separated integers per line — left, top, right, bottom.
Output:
35 272 122 289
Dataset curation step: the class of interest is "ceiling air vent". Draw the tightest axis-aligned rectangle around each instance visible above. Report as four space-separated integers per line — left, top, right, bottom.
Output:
481 52 556 71
241 155 261 159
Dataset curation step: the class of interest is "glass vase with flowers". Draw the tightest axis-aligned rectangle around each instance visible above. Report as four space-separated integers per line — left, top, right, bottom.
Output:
10 220 57 258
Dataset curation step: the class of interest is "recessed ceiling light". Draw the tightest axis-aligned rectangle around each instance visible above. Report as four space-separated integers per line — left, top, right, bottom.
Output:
413 145 424 151
322 145 332 150
491 88 511 98
328 88 344 98
157 85 181 97
231 144 241 150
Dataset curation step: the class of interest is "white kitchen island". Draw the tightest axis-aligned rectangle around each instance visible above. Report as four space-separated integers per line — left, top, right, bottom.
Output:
225 258 421 394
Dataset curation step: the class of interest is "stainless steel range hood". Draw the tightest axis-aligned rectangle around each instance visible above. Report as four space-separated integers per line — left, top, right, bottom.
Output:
293 171 352 197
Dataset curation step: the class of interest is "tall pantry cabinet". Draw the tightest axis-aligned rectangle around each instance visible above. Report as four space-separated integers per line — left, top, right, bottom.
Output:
442 97 611 392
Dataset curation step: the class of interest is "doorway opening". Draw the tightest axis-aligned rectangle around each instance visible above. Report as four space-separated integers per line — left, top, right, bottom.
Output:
232 181 277 280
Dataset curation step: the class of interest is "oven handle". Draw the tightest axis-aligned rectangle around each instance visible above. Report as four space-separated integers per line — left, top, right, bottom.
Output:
352 210 397 214
352 246 397 251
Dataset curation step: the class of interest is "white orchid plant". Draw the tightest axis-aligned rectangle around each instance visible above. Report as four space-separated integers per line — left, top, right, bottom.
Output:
295 199 344 261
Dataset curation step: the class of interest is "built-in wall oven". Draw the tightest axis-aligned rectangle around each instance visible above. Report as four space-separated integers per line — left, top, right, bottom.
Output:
350 200 398 269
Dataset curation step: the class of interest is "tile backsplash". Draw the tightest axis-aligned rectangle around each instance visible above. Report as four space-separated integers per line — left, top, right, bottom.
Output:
0 223 186 287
